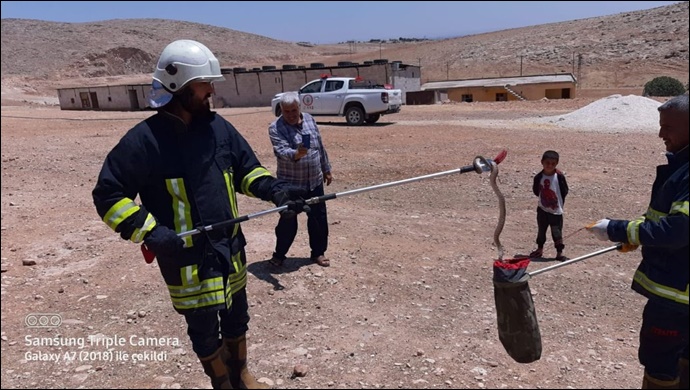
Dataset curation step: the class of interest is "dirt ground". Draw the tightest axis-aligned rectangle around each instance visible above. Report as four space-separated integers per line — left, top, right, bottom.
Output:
1 94 666 389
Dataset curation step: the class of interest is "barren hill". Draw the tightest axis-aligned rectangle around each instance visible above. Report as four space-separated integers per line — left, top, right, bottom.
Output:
1 2 688 104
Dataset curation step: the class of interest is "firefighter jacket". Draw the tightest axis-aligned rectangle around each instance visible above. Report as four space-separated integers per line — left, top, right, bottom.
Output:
93 111 285 314
608 146 689 314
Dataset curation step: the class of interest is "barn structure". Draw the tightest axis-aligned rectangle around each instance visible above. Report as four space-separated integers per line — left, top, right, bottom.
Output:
212 60 421 108
419 73 577 103
56 60 421 111
57 83 151 111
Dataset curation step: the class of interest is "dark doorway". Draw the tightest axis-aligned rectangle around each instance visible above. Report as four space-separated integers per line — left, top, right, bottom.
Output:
90 92 100 109
561 88 571 99
129 90 139 110
80 92 90 108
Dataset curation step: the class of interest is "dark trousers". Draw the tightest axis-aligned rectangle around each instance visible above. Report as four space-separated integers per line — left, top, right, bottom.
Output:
274 183 328 260
535 207 564 251
638 299 689 380
184 288 250 358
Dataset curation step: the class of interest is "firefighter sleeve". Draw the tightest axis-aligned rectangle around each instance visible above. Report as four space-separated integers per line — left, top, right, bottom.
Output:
608 181 689 247
92 131 157 243
223 123 283 202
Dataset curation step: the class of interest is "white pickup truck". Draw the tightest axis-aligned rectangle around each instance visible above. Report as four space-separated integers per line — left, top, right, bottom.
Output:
271 76 402 126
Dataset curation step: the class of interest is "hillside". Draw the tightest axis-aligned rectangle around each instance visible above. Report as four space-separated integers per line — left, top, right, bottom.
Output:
1 2 688 104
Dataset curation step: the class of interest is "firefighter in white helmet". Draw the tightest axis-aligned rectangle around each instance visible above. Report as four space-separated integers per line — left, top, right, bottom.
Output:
93 39 306 389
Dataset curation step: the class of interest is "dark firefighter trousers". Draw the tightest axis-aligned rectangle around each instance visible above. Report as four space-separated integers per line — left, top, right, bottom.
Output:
184 288 250 358
639 299 689 381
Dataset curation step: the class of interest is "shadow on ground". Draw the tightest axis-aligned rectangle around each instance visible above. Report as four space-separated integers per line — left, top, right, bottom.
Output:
247 257 314 290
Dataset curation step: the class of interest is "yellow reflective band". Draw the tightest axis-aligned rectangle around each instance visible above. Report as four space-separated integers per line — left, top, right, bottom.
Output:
227 266 247 285
167 266 226 310
103 198 139 231
130 214 157 243
634 271 689 305
670 201 689 217
229 251 242 274
180 265 200 286
229 277 247 296
240 167 272 197
170 290 225 309
223 171 240 237
226 271 247 299
645 207 666 223
627 220 642 245
166 178 194 248
225 289 233 309
168 277 224 296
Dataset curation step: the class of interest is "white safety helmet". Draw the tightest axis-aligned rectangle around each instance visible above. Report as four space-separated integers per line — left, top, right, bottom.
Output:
148 39 225 108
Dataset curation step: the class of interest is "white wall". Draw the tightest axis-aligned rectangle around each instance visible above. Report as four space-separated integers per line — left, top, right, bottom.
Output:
58 84 151 111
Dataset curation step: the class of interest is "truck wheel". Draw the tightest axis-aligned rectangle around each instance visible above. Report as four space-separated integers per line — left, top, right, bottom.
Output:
345 106 365 126
364 114 380 124
274 105 282 117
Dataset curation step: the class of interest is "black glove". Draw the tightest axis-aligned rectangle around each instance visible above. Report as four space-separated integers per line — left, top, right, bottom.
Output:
286 187 311 213
272 189 309 218
143 225 184 256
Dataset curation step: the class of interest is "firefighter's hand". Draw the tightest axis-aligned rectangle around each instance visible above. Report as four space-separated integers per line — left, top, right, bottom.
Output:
273 190 304 218
143 225 184 256
586 219 610 241
617 243 639 253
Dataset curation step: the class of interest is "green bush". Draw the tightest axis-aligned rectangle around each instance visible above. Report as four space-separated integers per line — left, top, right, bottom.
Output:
643 76 686 96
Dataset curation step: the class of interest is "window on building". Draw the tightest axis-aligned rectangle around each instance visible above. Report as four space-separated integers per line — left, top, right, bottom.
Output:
496 93 507 102
71 98 75 104
108 97 112 102
461 94 473 103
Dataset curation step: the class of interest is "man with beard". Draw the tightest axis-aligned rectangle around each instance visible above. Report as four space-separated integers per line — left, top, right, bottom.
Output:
93 39 304 389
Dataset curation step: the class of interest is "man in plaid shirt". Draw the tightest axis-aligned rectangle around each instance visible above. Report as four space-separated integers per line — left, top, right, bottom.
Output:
268 92 333 267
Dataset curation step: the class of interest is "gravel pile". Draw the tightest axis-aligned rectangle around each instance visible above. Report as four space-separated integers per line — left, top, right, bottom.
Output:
535 94 661 133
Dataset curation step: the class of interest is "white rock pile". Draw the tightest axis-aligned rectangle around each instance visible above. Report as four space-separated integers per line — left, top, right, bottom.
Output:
536 94 662 133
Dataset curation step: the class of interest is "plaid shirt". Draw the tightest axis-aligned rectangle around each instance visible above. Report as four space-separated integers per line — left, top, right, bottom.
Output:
269 112 331 191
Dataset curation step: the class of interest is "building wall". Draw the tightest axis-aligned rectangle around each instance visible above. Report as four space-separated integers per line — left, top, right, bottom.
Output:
447 82 576 102
58 84 151 111
212 63 421 108
391 65 421 103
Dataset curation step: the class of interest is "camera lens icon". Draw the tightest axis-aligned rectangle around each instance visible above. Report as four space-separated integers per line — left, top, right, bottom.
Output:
25 313 62 328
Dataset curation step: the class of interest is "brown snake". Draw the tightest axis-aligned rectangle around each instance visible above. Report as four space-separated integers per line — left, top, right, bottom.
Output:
487 159 506 260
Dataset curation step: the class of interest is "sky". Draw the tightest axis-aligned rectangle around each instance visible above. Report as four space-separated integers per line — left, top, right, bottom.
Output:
1 1 683 44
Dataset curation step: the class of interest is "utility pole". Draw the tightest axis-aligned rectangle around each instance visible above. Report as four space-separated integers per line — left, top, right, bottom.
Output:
446 62 450 80
571 52 575 75
519 54 524 76
379 41 382 59
577 53 583 88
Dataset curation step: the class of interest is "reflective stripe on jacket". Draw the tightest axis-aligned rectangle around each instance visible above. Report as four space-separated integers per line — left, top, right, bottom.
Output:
608 146 689 313
93 111 281 314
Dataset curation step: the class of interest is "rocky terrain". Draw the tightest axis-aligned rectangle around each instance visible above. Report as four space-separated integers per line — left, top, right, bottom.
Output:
1 3 688 389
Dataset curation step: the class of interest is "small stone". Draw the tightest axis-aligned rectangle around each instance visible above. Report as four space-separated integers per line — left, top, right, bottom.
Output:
293 364 308 378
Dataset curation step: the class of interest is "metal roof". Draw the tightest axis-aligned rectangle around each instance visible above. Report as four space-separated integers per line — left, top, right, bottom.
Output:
421 74 576 90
